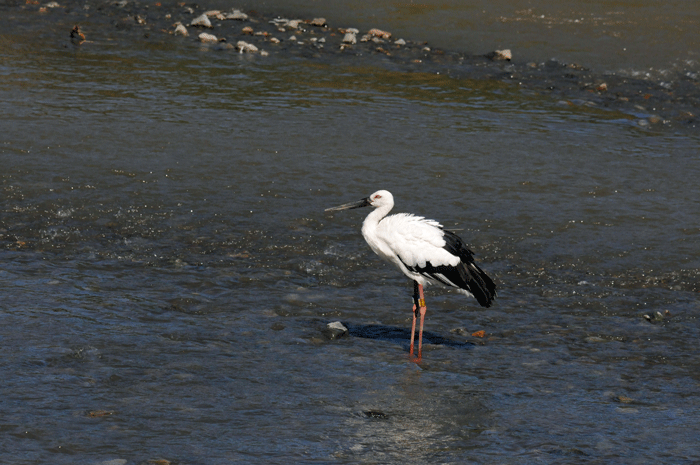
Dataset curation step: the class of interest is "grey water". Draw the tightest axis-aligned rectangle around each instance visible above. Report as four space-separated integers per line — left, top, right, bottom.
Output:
1 0 700 463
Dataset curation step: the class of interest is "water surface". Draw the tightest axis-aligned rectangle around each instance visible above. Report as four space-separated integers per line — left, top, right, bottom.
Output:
1 1 699 463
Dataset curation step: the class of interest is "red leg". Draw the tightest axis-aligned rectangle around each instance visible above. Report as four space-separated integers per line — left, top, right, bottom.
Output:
409 303 417 357
410 282 427 363
416 284 426 362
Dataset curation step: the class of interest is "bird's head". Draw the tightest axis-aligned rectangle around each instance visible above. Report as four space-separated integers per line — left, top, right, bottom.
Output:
325 190 394 212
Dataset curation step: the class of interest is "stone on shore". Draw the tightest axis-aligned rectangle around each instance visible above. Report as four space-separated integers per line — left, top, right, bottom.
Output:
224 9 248 20
368 28 391 39
486 49 512 61
342 32 357 44
236 40 259 53
189 13 212 28
198 32 218 43
174 23 188 36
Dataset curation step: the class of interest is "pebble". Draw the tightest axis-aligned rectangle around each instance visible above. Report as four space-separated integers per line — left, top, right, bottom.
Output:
342 32 357 44
224 9 248 20
324 321 348 340
394 38 406 46
198 32 218 43
269 37 280 44
487 49 512 61
45 1 60 7
173 23 188 36
242 26 253 35
236 40 259 53
311 17 327 27
368 28 391 39
287 19 301 29
203 10 220 17
189 13 212 28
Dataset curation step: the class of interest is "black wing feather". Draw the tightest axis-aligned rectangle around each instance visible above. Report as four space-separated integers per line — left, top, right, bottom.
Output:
401 230 496 308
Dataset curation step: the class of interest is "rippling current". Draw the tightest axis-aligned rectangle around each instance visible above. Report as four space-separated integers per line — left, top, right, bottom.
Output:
1 1 700 463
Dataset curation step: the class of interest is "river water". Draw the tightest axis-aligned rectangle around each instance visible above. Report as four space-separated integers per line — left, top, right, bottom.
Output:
1 0 699 464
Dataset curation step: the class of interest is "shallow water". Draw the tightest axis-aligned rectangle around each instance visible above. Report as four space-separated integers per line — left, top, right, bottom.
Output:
1 1 700 464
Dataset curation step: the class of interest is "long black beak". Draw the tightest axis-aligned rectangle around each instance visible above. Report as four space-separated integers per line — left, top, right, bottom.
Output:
325 197 371 212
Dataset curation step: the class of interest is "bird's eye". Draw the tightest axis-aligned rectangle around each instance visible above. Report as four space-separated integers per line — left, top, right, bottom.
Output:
375 195 381 199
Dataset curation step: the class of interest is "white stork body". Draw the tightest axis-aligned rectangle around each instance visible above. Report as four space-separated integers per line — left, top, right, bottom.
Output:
326 189 496 362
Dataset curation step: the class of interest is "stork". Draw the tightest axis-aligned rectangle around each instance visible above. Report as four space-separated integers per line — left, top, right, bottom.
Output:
325 190 496 362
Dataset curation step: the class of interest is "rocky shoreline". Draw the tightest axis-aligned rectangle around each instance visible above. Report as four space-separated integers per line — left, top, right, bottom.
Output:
6 0 700 130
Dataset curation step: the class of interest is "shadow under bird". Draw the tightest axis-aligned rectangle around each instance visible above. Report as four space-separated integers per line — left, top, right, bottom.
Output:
325 190 496 362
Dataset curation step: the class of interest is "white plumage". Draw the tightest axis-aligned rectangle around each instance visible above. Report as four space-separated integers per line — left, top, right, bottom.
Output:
326 189 496 361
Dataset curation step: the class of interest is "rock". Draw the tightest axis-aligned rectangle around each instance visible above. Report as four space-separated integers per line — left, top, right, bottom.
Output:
203 10 221 17
198 32 218 43
342 32 357 44
236 40 258 53
311 17 327 27
174 23 188 36
242 26 253 35
343 28 359 34
288 35 297 42
287 19 301 29
45 1 60 7
323 321 348 340
189 13 212 28
597 82 608 92
70 25 85 41
486 49 512 61
394 38 406 46
368 28 391 39
269 37 280 44
224 9 248 20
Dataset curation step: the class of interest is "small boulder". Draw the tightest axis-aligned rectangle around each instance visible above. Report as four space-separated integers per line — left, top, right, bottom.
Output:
190 13 212 28
368 28 391 39
323 321 348 340
342 32 357 44
198 32 218 43
236 40 259 53
486 49 512 61
225 9 248 20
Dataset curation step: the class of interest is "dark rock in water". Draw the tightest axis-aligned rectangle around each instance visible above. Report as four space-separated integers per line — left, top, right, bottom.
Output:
323 321 348 340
